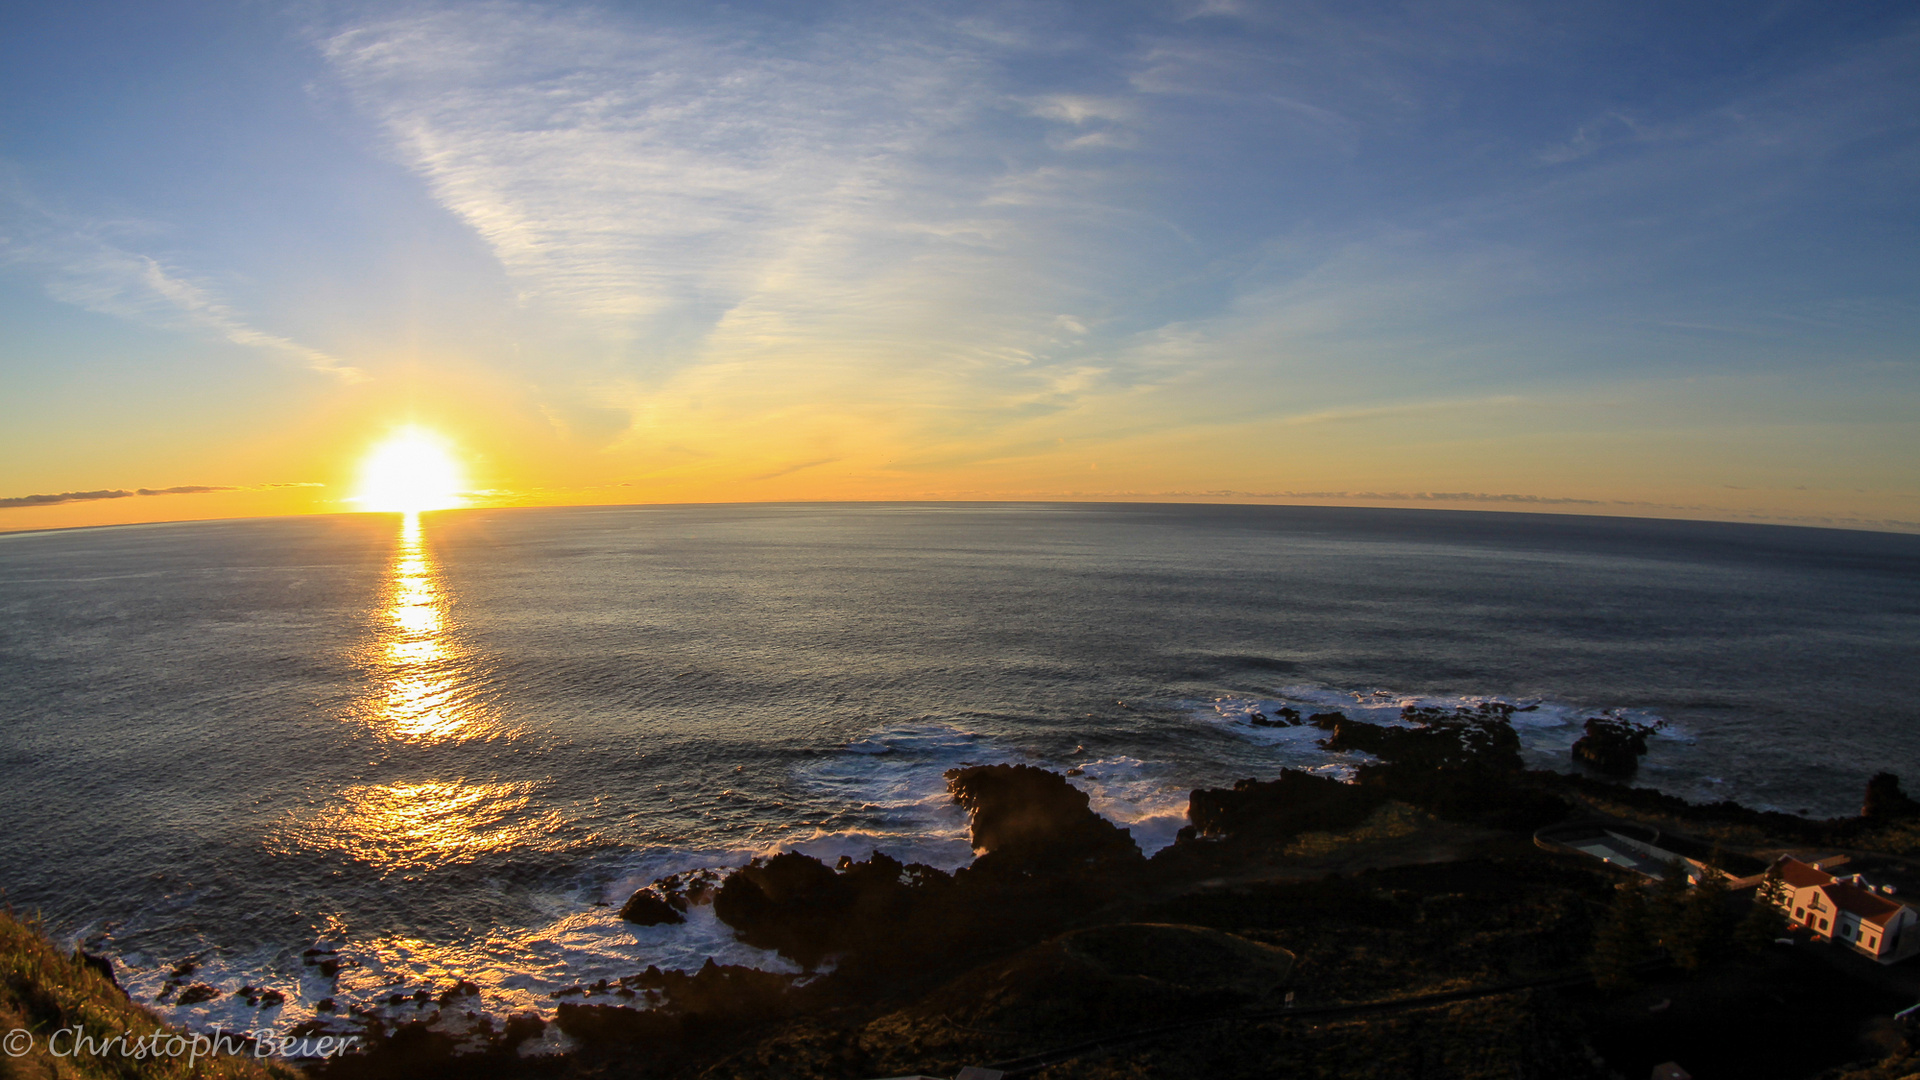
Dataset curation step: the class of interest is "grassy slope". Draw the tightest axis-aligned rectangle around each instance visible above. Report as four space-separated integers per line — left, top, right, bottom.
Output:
0 910 299 1080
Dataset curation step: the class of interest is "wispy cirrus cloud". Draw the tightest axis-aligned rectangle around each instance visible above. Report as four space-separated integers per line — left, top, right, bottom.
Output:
312 3 1192 429
297 1 1917 516
0 182 364 381
318 5 999 329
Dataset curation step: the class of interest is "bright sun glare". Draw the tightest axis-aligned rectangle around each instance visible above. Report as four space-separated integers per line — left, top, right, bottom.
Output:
357 429 466 513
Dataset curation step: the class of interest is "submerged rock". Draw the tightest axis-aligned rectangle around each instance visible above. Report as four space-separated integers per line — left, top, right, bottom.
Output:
1248 707 1301 727
175 983 220 1005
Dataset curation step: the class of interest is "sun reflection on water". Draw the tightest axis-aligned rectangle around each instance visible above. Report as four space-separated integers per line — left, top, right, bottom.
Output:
277 779 558 872
369 512 487 742
274 514 537 871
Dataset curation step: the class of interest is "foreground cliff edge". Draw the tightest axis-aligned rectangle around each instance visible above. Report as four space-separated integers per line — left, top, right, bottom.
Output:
16 706 1920 1079
0 909 302 1080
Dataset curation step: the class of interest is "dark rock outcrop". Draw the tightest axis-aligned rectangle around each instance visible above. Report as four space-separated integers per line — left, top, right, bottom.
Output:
78 950 117 987
554 959 796 1051
712 768 1148 977
1570 717 1655 778
1321 703 1524 773
175 983 220 1005
619 887 686 926
712 851 955 969
1178 706 1565 845
1863 772 1920 819
1184 769 1388 842
889 923 1295 1038
649 868 722 909
944 763 1142 869
712 852 864 968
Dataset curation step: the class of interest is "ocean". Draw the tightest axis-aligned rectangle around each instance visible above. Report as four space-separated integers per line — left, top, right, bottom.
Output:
2 502 1916 1037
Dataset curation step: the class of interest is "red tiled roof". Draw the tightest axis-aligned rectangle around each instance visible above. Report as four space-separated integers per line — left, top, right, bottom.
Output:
1777 857 1834 890
1819 882 1905 927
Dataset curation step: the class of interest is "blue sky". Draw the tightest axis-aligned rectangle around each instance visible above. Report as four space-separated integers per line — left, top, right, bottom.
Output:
2 0 1916 530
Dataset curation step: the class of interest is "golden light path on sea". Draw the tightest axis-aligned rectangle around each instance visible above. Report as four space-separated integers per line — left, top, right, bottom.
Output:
273 511 533 870
283 779 558 872
377 511 476 741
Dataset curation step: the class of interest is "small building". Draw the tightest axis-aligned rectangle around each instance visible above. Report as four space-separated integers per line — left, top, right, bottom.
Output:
1766 856 1919 964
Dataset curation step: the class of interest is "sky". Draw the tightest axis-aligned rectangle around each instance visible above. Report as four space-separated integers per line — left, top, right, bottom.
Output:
2 0 1916 533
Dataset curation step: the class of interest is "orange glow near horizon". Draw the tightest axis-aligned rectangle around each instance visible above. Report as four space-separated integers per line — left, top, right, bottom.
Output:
355 428 467 513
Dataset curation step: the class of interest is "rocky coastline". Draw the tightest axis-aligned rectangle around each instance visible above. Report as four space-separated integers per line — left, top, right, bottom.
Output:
28 706 1920 1079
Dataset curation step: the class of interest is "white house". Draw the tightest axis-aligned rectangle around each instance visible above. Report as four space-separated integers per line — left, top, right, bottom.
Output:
1767 856 1919 964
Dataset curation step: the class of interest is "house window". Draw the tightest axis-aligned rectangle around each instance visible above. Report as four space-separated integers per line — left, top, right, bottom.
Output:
1819 918 1829 931
1795 907 1805 919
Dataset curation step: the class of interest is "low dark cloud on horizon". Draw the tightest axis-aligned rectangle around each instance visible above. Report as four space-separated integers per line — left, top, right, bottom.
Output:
0 485 232 509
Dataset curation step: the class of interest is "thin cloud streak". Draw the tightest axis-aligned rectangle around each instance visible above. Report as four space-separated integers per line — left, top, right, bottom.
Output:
0 485 231 509
0 183 365 382
313 2 1185 428
0 482 323 509
746 458 839 482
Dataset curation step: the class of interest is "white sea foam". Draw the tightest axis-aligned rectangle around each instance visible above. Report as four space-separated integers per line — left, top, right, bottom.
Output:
113 724 1007 1035
779 721 1012 868
1060 755 1191 855
1191 684 1676 777
116 690 1684 1040
112 887 804 1040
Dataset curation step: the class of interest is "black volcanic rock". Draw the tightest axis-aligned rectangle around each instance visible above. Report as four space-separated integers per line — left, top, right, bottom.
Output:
78 950 117 987
1185 769 1387 841
1863 772 1920 819
619 887 686 926
712 851 961 970
712 769 1147 975
712 852 854 967
943 763 1142 869
1570 717 1654 778
1321 704 1523 772
175 983 220 1005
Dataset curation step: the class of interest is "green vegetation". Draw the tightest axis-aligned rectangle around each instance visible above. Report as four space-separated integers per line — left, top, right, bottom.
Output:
1588 858 1740 987
0 909 296 1080
1737 861 1789 953
1588 883 1654 990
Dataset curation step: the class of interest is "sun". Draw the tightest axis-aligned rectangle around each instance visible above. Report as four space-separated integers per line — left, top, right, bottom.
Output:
356 428 466 513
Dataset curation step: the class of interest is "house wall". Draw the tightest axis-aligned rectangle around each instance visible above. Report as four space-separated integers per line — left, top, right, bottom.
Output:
1779 881 1920 963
